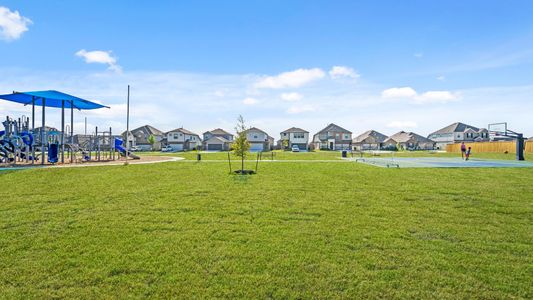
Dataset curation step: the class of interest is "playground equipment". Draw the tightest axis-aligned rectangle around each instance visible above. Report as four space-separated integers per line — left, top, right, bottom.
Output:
0 115 39 164
114 137 140 159
488 122 525 161
0 113 128 166
0 90 118 166
0 90 109 166
47 131 60 164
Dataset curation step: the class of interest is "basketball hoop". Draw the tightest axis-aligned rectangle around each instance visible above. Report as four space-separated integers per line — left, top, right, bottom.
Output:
488 122 525 161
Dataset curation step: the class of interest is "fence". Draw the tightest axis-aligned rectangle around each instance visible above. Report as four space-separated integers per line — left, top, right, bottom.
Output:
446 141 533 154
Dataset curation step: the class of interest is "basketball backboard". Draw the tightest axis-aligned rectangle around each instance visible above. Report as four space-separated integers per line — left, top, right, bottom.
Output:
488 122 507 135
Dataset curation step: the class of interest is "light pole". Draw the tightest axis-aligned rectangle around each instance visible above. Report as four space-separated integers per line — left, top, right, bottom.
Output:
125 85 130 162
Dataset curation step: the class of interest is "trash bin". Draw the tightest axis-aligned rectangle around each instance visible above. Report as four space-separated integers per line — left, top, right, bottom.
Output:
341 150 347 158
197 153 201 161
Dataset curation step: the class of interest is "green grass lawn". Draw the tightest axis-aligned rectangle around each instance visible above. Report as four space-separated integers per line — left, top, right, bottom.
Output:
143 149 533 161
1 160 532 298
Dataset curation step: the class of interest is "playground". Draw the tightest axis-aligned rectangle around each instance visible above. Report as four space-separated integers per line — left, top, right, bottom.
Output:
0 90 140 169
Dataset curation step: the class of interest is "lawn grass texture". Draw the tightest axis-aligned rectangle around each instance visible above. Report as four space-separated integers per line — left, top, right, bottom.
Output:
145 149 533 161
0 160 532 298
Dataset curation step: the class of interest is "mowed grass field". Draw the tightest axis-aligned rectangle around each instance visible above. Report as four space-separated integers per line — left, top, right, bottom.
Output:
147 149 533 161
0 153 532 298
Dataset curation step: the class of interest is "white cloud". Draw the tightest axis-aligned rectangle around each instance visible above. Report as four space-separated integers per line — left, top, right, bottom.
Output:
0 6 32 41
2 69 532 138
280 92 303 102
254 68 325 89
243 97 258 105
381 87 417 98
414 91 460 104
213 90 225 97
75 49 122 72
436 75 446 81
287 104 316 114
382 86 460 104
329 66 359 79
387 121 418 129
414 52 424 58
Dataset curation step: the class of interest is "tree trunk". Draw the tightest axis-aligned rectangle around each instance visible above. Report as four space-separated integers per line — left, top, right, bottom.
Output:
241 156 244 174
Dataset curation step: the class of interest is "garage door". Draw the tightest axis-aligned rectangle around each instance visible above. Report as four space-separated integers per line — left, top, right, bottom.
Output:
250 143 264 152
293 144 307 150
171 144 183 151
207 143 223 151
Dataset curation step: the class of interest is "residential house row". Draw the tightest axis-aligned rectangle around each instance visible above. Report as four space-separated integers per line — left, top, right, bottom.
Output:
121 121 502 152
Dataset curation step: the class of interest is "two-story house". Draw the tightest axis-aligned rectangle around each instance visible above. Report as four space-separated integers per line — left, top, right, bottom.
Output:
203 128 234 151
312 123 352 150
165 127 202 151
383 131 435 150
122 125 164 151
280 127 309 151
428 122 489 149
245 127 273 152
352 130 388 151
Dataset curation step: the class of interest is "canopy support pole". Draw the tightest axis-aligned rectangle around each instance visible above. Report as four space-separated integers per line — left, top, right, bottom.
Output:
41 98 45 165
61 100 65 164
31 97 35 165
70 101 74 163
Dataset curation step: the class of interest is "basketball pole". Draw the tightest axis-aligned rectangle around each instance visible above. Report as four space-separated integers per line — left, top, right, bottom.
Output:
516 134 524 161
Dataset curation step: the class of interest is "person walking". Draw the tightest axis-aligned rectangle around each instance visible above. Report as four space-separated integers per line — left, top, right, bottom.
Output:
460 142 466 159
465 147 472 161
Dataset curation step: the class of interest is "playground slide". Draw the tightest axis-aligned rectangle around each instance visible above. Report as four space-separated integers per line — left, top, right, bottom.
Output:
116 144 140 159
114 137 140 159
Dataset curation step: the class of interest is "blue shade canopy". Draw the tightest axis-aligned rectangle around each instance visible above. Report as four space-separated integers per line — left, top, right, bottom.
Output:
0 90 109 110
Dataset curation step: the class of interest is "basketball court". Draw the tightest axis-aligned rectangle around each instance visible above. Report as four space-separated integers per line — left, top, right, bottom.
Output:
351 157 533 168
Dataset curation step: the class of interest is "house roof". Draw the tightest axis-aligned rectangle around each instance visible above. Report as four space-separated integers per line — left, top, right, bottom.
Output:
34 126 59 132
352 130 388 143
124 125 164 136
204 136 231 144
281 127 309 134
204 128 232 136
167 127 200 136
429 122 481 136
245 127 270 136
385 131 434 144
315 123 352 135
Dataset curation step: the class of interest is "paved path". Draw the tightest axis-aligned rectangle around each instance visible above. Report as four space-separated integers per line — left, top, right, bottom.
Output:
45 156 184 169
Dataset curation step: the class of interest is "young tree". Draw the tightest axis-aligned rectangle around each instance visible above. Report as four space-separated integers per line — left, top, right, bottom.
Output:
233 115 250 174
282 139 289 150
147 134 156 151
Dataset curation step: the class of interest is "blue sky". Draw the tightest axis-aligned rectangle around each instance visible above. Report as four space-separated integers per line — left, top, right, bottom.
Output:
1 1 533 137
